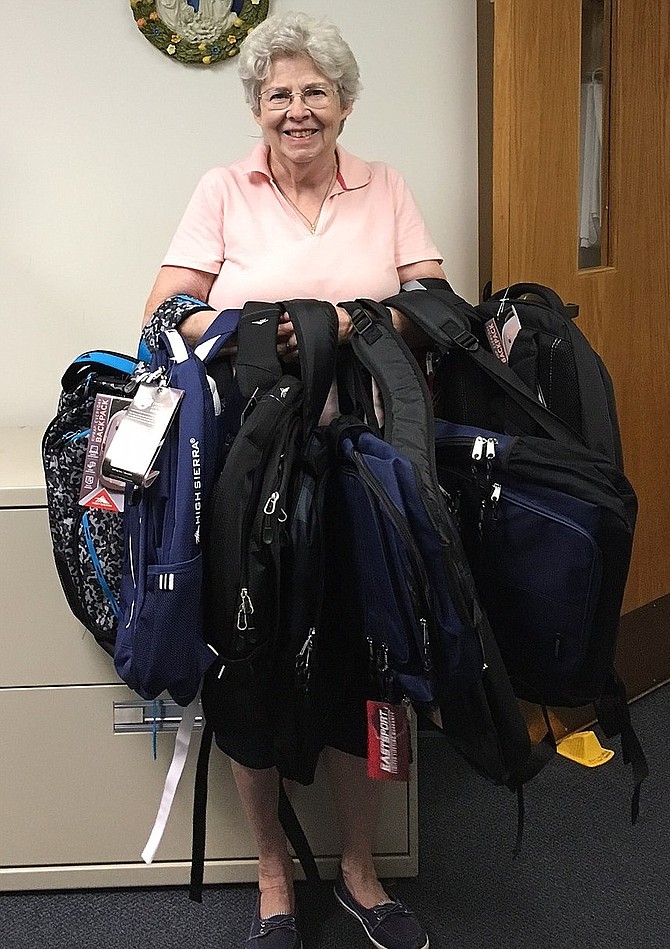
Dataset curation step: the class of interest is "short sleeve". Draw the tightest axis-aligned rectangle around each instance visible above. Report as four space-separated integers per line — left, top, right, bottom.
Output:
162 169 227 275
389 169 443 269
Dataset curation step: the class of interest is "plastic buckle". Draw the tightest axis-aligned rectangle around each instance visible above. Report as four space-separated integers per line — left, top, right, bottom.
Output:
350 305 381 343
449 327 479 351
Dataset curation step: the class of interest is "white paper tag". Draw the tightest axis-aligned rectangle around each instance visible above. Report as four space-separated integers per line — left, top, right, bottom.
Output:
501 305 522 358
101 383 183 487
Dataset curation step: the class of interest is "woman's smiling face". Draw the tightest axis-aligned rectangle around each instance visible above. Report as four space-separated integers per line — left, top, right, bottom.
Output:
254 54 353 172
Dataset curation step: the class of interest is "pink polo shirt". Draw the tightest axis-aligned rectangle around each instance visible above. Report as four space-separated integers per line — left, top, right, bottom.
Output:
162 142 442 309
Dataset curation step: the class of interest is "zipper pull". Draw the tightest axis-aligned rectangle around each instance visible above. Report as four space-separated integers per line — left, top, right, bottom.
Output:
420 617 432 672
485 438 496 484
471 435 486 462
425 350 435 397
296 627 316 691
261 491 286 544
236 588 254 631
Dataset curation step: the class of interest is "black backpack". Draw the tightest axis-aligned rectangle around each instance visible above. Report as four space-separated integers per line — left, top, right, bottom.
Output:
190 300 339 900
382 280 648 818
200 300 338 759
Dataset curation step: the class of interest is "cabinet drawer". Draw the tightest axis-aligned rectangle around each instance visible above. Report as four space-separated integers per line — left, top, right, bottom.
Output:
0 684 417 888
0 507 118 687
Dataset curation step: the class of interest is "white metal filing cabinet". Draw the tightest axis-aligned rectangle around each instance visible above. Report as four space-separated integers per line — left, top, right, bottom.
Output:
0 427 418 891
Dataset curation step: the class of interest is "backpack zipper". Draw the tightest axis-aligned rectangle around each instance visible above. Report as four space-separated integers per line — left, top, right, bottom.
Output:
350 448 433 674
296 626 317 693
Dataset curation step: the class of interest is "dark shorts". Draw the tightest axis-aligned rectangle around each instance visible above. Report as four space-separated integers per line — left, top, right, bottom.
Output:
202 614 370 776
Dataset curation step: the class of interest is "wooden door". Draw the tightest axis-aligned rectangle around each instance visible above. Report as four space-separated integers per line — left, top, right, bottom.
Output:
490 0 670 704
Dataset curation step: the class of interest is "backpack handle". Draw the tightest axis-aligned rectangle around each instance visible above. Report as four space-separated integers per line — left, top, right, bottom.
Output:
193 308 242 364
233 302 284 405
494 282 567 314
60 351 139 393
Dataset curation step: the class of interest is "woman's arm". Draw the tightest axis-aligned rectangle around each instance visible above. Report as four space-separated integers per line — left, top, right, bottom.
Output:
391 260 448 346
396 260 447 285
331 260 448 350
143 265 217 346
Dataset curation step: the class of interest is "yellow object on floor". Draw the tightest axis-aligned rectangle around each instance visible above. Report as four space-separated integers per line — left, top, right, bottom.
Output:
556 730 615 768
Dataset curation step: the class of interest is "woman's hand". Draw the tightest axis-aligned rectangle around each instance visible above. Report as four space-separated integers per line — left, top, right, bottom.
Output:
336 305 355 345
277 304 354 363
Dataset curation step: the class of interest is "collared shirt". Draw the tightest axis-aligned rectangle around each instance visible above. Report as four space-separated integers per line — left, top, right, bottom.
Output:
162 142 442 310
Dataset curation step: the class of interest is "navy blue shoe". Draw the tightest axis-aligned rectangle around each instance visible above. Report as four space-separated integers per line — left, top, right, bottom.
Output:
245 896 302 949
334 870 429 949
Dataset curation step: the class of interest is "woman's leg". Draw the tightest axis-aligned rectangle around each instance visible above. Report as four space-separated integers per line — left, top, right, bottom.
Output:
230 760 295 917
323 746 391 907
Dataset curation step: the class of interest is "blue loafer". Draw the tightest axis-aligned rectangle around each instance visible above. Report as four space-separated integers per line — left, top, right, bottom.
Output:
334 870 429 949
245 896 302 949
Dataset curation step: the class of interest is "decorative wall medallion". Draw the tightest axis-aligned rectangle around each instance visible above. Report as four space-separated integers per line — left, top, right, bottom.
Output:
131 0 269 65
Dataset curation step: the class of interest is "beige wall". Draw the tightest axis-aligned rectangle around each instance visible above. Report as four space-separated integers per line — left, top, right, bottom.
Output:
1 0 479 428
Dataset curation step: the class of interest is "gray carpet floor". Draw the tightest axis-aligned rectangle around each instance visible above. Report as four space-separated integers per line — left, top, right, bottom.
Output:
2 685 668 949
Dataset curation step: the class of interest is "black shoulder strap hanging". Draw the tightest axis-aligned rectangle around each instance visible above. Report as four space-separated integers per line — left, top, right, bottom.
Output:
189 725 321 902
189 721 213 903
339 299 440 485
281 298 339 432
594 671 649 823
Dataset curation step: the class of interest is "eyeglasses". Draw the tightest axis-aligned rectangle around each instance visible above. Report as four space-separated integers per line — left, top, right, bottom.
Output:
257 86 338 110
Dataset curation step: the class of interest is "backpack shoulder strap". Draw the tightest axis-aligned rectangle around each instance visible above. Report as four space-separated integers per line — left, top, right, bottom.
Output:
281 299 339 432
193 308 241 364
338 299 443 516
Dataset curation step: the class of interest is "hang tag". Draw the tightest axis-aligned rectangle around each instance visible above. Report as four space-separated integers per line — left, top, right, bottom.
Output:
484 319 508 363
78 393 133 513
366 700 411 782
501 306 522 358
101 383 183 487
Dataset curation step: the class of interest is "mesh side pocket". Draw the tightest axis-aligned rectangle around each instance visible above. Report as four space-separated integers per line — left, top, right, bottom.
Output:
116 553 216 706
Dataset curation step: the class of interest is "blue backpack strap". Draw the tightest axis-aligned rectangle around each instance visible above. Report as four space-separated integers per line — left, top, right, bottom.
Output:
193 309 241 361
141 293 214 353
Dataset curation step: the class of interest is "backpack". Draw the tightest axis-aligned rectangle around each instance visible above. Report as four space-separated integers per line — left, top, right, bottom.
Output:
381 280 648 817
189 299 339 900
42 294 224 657
332 301 536 799
116 308 240 707
42 349 140 656
199 300 338 770
393 279 622 463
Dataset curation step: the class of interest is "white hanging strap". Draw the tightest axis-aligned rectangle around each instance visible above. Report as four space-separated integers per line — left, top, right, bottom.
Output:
141 694 200 864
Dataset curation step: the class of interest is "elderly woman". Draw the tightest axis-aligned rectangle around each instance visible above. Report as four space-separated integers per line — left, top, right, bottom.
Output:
143 12 445 949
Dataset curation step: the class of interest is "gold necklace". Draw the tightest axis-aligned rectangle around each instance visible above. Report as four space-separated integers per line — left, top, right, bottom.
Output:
272 161 338 235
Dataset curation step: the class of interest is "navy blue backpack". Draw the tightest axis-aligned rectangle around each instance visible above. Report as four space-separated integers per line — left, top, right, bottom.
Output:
330 301 534 792
116 309 240 707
